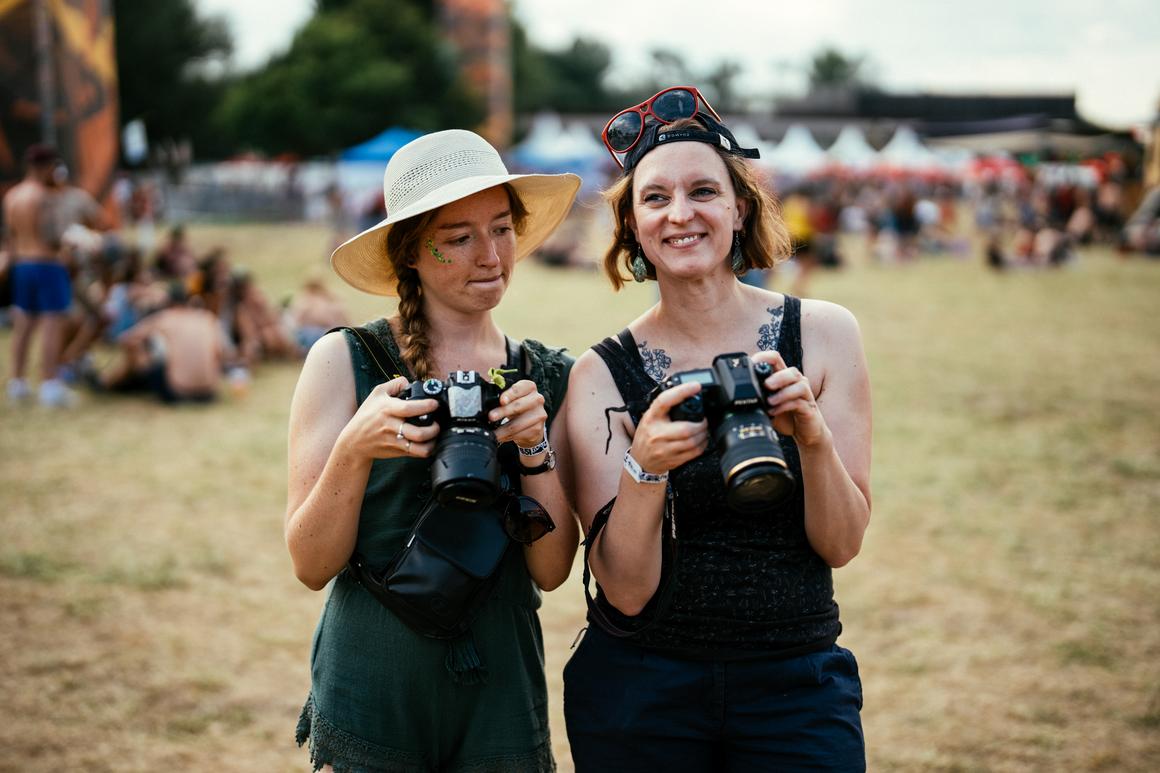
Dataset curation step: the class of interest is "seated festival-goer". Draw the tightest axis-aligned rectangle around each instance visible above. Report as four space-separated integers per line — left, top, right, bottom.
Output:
96 282 228 403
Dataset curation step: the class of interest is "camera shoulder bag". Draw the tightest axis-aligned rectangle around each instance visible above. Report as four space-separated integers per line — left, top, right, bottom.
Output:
332 325 518 640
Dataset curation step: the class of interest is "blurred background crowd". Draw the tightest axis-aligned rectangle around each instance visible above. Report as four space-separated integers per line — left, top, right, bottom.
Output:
2 0 1159 410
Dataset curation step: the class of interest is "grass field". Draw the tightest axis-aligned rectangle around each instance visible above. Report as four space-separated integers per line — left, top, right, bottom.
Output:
2 220 1158 772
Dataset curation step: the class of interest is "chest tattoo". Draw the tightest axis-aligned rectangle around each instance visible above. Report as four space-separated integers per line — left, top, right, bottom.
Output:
756 305 784 352
637 341 672 382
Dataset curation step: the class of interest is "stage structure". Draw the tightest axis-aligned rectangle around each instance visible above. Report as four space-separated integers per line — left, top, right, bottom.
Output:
438 0 512 148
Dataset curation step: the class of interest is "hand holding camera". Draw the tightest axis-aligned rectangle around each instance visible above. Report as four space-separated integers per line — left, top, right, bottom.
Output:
342 376 441 463
629 381 711 480
752 350 828 450
646 352 796 511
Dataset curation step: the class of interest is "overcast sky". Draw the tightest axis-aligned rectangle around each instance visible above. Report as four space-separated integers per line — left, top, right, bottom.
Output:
197 0 1160 129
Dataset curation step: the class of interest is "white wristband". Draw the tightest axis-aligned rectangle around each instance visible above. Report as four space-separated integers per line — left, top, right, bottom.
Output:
623 449 668 484
517 430 550 457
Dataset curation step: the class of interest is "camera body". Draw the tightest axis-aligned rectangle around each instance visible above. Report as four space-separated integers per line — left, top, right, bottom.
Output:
649 352 795 511
403 370 506 508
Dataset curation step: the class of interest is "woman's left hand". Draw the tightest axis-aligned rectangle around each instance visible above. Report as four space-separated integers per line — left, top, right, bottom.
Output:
489 379 548 449
753 350 829 449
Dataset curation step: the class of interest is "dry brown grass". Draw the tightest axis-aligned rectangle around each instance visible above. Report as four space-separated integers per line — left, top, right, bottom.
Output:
2 221 1158 771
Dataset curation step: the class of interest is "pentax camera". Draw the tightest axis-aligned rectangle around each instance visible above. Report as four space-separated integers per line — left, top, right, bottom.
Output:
648 352 795 511
403 370 506 508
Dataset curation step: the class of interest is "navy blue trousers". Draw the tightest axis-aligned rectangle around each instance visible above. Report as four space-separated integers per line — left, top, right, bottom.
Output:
563 626 865 772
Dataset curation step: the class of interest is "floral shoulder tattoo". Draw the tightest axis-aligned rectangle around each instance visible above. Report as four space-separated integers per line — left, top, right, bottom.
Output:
637 340 672 382
756 305 784 352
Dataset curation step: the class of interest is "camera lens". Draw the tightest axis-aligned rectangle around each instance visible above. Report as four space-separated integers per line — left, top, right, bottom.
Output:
431 427 501 508
715 411 795 512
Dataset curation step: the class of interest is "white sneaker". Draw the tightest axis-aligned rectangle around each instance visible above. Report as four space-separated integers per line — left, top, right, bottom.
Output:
7 378 31 403
38 378 78 408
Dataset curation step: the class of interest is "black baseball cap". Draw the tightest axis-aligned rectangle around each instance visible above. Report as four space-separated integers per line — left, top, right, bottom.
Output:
622 112 760 173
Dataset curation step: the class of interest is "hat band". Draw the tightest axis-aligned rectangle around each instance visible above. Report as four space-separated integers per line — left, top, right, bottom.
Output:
386 149 507 214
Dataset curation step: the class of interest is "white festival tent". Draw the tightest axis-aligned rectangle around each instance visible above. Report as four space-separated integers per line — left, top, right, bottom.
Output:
730 122 780 164
826 125 879 171
876 125 944 172
761 124 828 177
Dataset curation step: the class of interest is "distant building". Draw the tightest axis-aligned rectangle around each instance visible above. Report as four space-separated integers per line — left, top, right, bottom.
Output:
769 86 1136 157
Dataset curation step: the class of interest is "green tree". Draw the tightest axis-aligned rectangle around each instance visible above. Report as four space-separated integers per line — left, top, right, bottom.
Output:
111 0 233 154
807 47 867 90
512 26 624 115
214 0 481 157
702 60 744 113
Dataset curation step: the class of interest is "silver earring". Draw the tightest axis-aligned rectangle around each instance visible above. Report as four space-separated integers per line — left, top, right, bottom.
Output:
631 248 648 283
731 231 744 274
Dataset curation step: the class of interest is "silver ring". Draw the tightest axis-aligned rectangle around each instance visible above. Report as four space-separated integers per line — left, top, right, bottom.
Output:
406 439 412 453
396 423 406 439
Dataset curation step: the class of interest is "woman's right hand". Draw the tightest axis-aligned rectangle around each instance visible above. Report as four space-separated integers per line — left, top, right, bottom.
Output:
339 376 442 461
628 381 710 475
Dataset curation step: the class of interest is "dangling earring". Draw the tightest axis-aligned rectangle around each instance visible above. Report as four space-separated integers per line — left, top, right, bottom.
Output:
731 231 744 274
631 247 648 283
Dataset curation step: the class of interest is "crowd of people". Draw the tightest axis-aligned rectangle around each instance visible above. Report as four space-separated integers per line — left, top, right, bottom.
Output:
1 145 350 408
752 149 1147 285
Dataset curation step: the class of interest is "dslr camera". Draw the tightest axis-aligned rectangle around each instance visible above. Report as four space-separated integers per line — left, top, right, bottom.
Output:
648 352 795 511
403 370 506 508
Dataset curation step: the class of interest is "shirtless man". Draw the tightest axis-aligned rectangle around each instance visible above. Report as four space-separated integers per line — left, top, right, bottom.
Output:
3 144 74 406
99 283 227 403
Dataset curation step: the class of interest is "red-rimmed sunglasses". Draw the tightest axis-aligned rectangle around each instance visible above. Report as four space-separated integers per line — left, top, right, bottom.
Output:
601 86 723 167
502 493 556 545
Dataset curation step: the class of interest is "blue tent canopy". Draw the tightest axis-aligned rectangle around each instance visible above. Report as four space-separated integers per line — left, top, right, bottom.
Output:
340 127 423 162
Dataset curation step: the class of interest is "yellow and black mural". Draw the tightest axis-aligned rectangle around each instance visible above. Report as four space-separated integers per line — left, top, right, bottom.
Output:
0 0 119 203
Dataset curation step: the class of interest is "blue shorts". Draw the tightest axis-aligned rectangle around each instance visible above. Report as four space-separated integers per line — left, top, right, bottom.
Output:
10 261 72 314
564 626 865 772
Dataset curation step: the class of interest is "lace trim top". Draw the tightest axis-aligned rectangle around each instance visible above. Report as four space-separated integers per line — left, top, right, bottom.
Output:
589 295 841 660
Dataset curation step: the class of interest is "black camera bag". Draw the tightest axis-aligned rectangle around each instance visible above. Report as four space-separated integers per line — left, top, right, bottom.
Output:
348 499 511 640
334 325 522 640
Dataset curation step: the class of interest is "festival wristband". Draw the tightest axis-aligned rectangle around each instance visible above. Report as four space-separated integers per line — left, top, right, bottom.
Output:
623 449 668 484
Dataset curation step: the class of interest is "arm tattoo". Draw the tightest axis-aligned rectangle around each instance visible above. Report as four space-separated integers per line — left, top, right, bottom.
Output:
637 340 672 382
756 305 784 351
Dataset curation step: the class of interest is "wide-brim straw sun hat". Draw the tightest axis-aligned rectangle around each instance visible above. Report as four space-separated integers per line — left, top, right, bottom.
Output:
331 129 581 296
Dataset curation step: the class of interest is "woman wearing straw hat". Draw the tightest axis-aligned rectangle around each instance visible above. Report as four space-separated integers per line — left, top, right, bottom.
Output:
563 88 871 770
286 129 581 772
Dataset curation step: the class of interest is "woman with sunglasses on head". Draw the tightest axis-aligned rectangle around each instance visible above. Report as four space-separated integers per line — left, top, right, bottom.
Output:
286 129 580 773
563 87 872 771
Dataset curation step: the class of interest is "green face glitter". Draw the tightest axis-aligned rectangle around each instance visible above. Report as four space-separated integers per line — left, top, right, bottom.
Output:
425 238 452 264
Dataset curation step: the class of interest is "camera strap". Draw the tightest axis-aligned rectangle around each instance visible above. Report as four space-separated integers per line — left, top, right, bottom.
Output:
581 487 679 639
330 325 411 381
583 327 681 638
330 325 526 385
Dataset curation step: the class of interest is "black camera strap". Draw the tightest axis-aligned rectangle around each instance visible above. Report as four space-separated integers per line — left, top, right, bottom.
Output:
328 324 411 382
581 488 679 639
583 328 681 639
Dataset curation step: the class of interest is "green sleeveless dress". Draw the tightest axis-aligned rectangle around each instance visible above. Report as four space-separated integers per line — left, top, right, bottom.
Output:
295 319 573 773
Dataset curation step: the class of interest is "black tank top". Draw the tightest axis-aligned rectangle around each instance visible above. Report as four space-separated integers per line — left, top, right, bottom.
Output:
589 295 840 660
